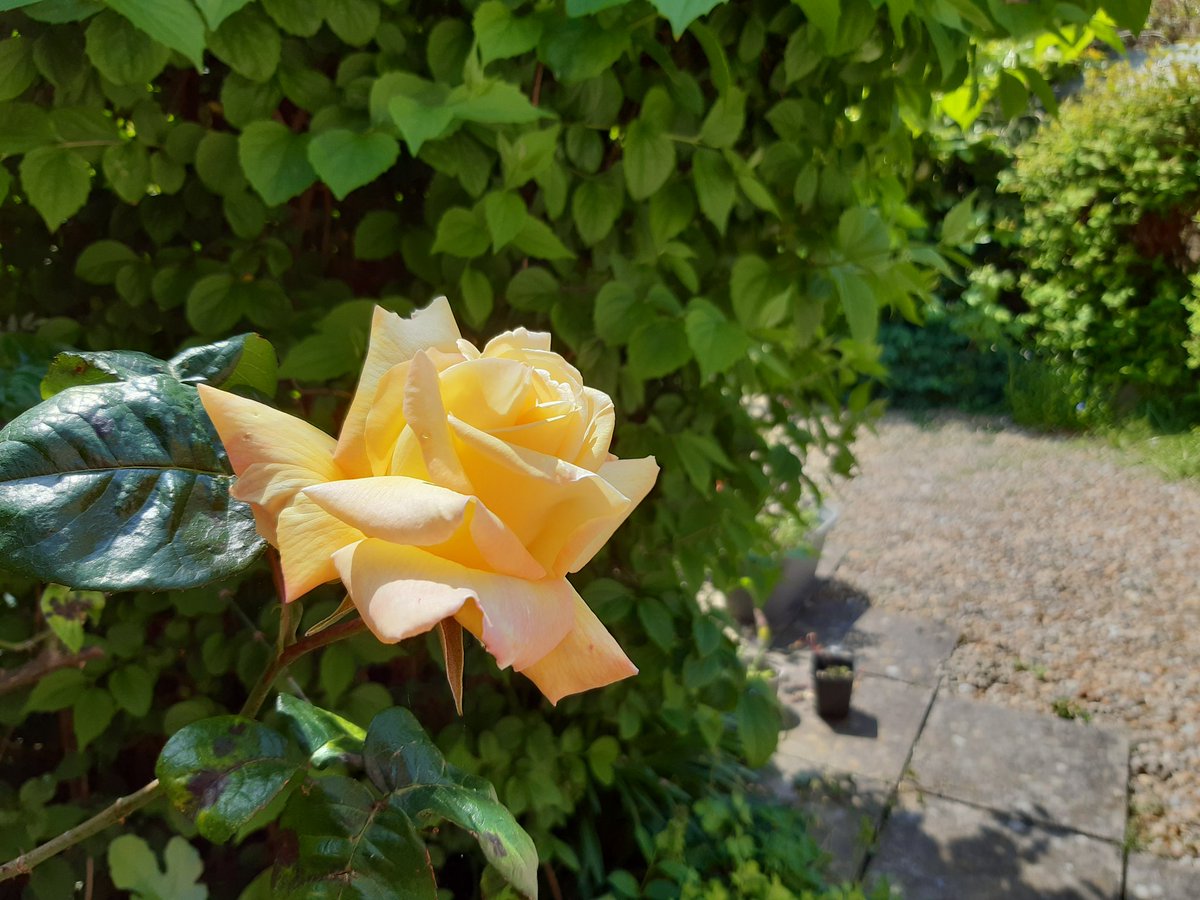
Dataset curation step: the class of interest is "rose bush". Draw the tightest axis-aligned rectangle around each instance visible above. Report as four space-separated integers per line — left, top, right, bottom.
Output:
200 297 658 707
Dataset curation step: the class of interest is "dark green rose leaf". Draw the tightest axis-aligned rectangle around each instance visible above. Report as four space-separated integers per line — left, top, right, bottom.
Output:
0 375 264 590
157 716 300 844
363 708 538 898
276 693 365 768
276 776 437 899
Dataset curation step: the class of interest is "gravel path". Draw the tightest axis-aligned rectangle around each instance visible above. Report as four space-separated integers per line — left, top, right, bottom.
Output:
814 411 1200 860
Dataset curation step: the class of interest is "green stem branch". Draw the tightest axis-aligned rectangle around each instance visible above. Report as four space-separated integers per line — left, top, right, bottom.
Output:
0 614 368 882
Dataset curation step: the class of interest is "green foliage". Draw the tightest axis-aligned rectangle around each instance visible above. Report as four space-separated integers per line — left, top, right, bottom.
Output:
1006 55 1200 420
0 0 1137 894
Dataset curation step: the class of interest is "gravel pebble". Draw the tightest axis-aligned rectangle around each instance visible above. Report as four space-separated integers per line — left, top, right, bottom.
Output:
813 411 1200 859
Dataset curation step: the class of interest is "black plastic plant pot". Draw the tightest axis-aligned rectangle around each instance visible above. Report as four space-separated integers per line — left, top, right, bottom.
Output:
812 647 855 720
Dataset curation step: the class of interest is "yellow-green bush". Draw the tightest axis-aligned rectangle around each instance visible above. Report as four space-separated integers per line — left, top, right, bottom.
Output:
1006 55 1200 420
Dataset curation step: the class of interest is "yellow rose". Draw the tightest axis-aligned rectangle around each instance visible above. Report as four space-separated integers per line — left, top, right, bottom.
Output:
199 298 658 705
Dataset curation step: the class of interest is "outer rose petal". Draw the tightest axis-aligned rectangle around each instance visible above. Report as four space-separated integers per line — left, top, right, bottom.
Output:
276 494 364 601
520 594 638 705
331 539 574 671
198 384 342 544
303 476 545 580
554 456 660 575
336 299 461 476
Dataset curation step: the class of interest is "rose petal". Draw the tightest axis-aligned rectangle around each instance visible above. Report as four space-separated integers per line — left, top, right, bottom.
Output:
403 350 473 495
574 388 615 471
438 357 535 431
481 328 552 356
303 476 545 580
198 385 342 544
447 416 644 572
276 494 365 601
553 456 660 574
335 299 462 476
361 361 412 476
332 539 574 670
519 594 638 705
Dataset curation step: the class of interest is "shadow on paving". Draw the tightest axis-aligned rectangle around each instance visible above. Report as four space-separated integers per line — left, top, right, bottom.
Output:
868 790 1122 899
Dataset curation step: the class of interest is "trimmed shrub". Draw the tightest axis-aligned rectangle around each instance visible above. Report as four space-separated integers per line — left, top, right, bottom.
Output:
1006 54 1200 421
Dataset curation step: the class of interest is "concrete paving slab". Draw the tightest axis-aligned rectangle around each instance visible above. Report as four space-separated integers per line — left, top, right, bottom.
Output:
867 789 1122 900
909 695 1128 842
1126 852 1200 900
773 674 935 785
795 775 890 884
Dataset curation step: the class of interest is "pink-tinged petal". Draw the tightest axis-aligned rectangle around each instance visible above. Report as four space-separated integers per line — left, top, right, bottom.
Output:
335 299 462 476
276 494 365 601
303 476 545 580
403 350 473 495
200 384 338 478
332 540 574 669
519 594 637 705
553 456 659 575
199 384 343 544
447 417 635 570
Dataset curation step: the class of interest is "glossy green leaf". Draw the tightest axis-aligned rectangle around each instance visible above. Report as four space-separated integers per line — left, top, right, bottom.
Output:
106 0 206 68
18 146 90 231
539 18 629 83
276 776 437 899
460 266 494 328
365 708 538 898
24 667 86 713
0 376 264 590
506 266 559 311
238 121 316 206
594 281 651 345
307 129 399 200
195 131 248 197
699 87 746 148
276 693 365 768
157 716 300 844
